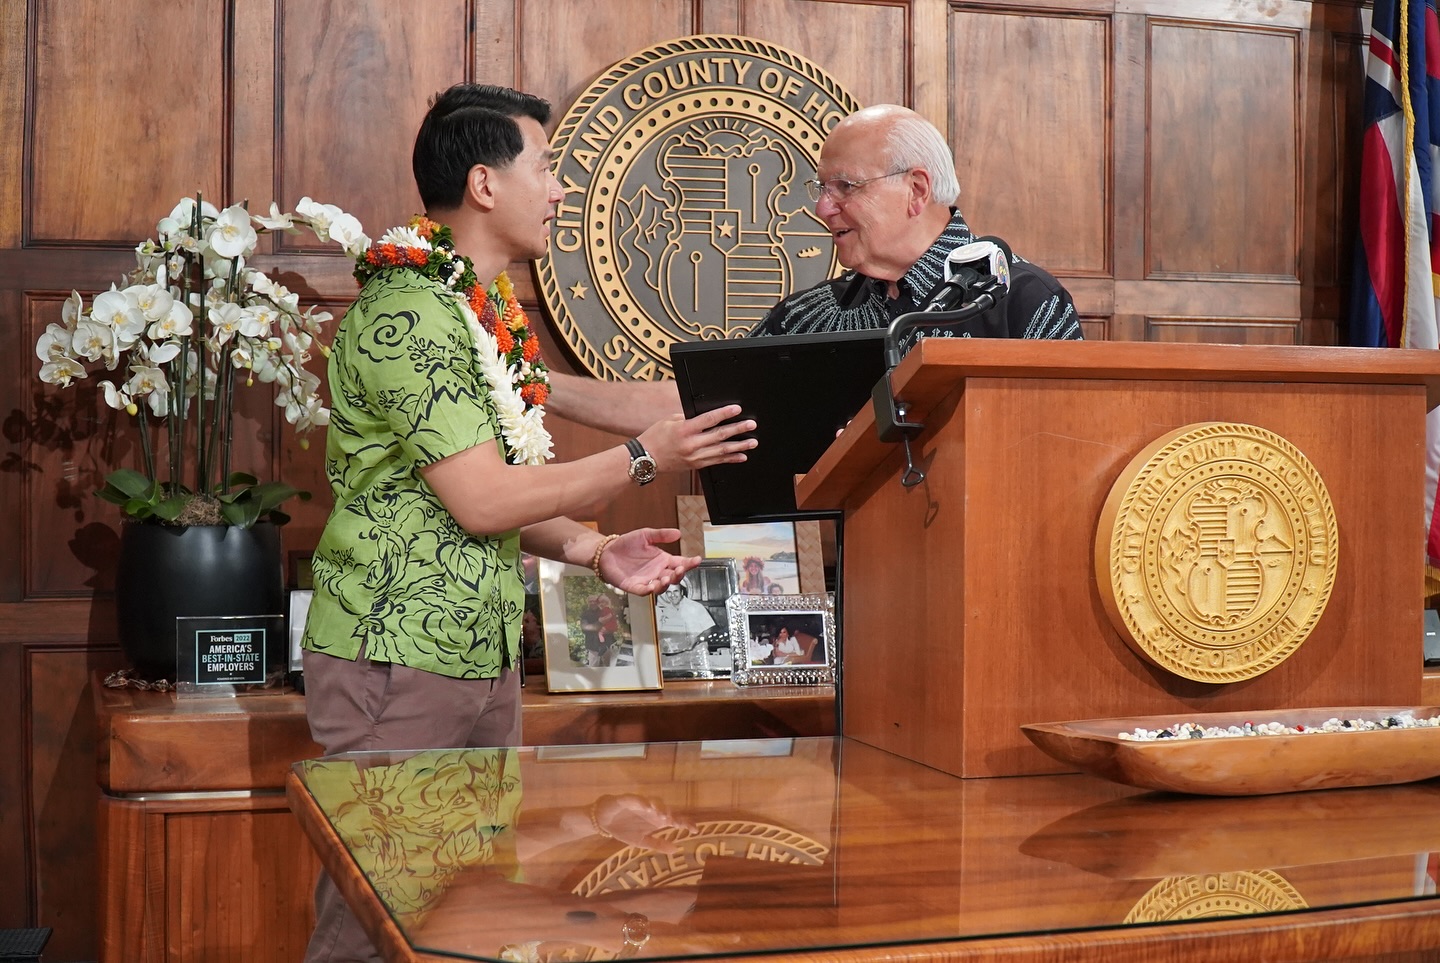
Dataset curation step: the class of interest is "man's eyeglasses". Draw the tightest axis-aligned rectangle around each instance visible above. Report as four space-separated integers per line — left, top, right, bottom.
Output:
802 169 910 202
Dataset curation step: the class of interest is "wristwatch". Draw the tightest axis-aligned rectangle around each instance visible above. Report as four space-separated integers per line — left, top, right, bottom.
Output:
625 438 658 486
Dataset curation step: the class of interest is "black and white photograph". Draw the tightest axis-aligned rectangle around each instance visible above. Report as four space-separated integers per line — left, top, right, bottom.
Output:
728 593 837 687
654 558 738 679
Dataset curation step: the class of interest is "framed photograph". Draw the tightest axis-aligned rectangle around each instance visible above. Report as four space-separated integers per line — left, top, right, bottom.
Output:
655 558 738 680
519 553 544 683
699 738 796 758
538 558 661 692
289 551 314 590
287 588 314 673
677 495 825 594
533 744 648 762
728 592 836 687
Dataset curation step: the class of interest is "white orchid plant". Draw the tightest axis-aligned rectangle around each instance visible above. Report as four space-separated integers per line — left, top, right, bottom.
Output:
35 194 369 527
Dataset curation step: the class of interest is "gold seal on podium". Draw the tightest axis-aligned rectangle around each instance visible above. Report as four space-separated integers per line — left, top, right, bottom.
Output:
1124 871 1308 923
1095 423 1338 683
536 36 859 382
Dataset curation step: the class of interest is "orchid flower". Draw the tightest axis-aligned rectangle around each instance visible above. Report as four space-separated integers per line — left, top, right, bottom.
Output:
34 193 360 523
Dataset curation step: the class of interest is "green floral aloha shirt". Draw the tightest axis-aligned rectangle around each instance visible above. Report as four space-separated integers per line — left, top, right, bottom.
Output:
300 748 523 928
302 270 523 678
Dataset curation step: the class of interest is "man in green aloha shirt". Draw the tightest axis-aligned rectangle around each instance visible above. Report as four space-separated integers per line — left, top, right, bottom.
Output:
300 83 754 963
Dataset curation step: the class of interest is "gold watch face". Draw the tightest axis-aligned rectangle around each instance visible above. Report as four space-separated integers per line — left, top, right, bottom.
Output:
1095 422 1338 683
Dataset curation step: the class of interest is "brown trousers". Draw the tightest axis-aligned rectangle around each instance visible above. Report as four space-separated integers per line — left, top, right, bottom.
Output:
301 645 522 963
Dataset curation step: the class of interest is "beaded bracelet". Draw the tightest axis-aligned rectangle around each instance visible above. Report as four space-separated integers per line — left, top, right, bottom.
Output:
588 797 613 838
591 533 621 578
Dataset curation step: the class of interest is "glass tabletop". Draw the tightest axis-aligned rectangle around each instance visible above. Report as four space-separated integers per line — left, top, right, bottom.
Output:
290 736 1440 961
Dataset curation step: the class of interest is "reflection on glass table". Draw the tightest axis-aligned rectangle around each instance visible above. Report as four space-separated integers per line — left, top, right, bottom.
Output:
288 737 1440 962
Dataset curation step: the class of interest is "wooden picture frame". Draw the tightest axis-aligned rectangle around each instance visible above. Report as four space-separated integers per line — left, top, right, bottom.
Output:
676 495 824 594
538 558 661 693
728 592 837 687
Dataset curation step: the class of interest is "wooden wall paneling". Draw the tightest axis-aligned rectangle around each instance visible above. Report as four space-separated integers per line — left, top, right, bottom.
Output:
948 7 1112 278
0 0 38 595
517 0 696 111
1 282 23 603
738 0 909 108
29 1 227 245
698 0 743 35
911 0 951 132
1302 11 1367 344
277 0 472 248
21 294 130 599
1113 277 1302 325
1065 276 1114 335
1146 18 1300 280
1112 11 1147 288
474 0 519 88
231 0 278 239
30 647 122 961
0 642 30 929
0 0 22 244
1112 279 1306 318
1143 316 1301 344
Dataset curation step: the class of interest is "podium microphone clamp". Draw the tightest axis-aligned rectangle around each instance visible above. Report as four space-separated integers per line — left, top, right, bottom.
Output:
872 298 996 488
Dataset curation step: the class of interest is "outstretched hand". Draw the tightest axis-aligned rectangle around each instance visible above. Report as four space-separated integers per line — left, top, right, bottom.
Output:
592 793 699 854
638 405 756 473
597 528 700 595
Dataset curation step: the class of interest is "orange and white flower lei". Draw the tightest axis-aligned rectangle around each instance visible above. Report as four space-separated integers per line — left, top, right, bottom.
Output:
355 217 552 465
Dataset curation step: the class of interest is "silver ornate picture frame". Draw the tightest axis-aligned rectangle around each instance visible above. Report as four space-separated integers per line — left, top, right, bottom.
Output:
727 592 836 687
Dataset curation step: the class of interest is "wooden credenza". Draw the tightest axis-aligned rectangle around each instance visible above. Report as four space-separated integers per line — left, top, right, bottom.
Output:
93 675 834 963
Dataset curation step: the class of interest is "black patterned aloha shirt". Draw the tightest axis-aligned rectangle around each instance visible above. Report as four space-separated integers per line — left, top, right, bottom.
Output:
748 210 1082 346
302 270 523 678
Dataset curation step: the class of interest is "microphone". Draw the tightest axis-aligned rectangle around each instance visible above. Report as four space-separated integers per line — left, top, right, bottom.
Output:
923 236 1012 313
872 235 1015 453
880 235 1014 369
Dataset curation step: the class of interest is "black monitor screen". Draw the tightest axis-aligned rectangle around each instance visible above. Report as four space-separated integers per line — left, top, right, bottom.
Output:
670 329 887 524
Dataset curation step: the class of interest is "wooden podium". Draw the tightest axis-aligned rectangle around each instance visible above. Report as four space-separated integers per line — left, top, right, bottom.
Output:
796 340 1440 778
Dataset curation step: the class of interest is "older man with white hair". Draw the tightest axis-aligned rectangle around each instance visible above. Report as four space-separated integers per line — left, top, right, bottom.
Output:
750 103 1080 342
546 104 1079 433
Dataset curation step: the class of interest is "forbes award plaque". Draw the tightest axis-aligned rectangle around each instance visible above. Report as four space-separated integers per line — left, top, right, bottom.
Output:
175 613 285 696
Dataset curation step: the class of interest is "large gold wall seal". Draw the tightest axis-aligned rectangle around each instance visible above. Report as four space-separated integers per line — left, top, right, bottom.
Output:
1095 423 1339 683
1124 871 1307 923
536 36 860 381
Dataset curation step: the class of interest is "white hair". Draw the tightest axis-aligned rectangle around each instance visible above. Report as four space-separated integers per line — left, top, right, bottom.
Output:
884 112 961 206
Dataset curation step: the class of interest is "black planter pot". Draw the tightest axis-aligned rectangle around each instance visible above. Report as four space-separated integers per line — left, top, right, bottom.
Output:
114 522 285 680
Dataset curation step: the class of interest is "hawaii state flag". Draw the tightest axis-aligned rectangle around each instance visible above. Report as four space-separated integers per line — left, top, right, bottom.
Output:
1352 0 1440 565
